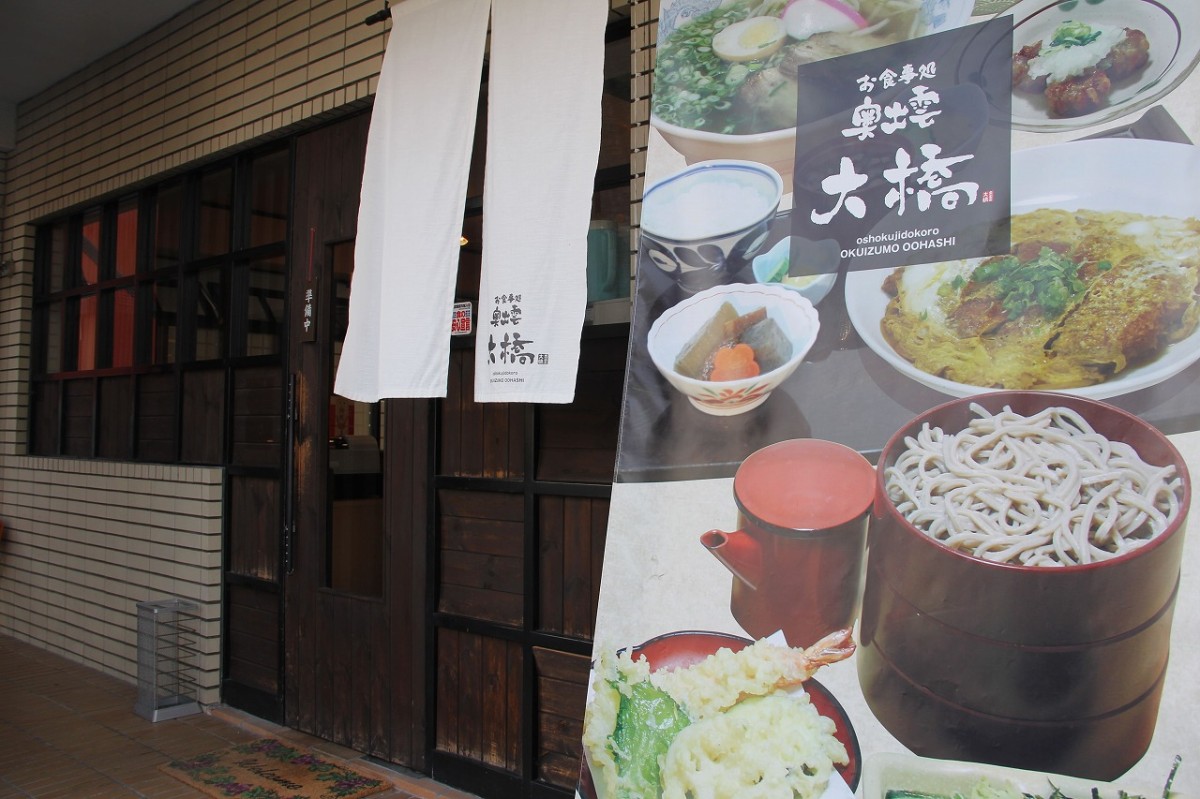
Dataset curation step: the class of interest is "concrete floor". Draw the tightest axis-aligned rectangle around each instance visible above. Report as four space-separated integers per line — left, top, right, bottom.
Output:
0 634 479 799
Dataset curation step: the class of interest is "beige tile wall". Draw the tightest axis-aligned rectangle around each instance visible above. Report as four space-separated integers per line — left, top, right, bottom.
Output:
0 0 642 708
0 459 223 700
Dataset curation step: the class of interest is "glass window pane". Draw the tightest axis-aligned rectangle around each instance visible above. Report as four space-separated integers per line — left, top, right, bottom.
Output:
327 240 383 598
77 294 98 370
249 149 290 248
150 278 178 365
332 240 354 342
198 168 233 258
116 196 138 277
111 286 136 368
80 208 102 286
246 255 286 356
155 182 184 267
45 301 64 373
193 265 226 361
48 221 68 293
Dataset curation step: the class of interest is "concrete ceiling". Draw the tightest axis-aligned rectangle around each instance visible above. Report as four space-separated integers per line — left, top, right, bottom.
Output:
0 0 201 149
0 0 201 106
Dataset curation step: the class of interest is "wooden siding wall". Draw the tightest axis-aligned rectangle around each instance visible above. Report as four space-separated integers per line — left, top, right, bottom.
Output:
0 0 394 697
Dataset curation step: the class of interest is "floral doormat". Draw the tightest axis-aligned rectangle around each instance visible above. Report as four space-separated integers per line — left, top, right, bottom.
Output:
160 738 388 799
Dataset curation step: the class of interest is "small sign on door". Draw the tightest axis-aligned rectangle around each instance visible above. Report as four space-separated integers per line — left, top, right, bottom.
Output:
451 301 473 336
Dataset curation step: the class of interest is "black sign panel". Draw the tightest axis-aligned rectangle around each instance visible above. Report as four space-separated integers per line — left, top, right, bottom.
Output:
790 17 1013 274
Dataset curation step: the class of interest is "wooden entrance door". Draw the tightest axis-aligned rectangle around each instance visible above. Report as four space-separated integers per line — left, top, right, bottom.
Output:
284 112 428 768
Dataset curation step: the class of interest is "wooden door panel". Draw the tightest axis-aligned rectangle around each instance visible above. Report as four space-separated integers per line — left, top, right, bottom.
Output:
228 475 280 581
539 495 609 639
534 648 591 790
441 348 526 478
226 584 281 696
284 111 428 769
181 369 224 463
436 629 523 773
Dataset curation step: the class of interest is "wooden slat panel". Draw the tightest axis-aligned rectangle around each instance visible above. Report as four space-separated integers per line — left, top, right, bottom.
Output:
227 584 279 695
136 372 175 462
440 350 466 476
436 629 461 754
539 496 566 634
331 594 351 747
506 640 523 772
231 365 282 467
536 337 625 483
459 351 485 477
440 516 525 556
592 499 609 630
439 488 524 522
564 498 594 639
30 381 61 455
436 630 522 775
482 637 510 769
386 397 430 767
62 378 94 457
539 496 609 639
228 475 279 582
439 586 523 627
314 591 334 743
459 633 483 760
97 375 133 459
534 648 590 790
438 492 524 626
440 549 523 595
181 368 224 463
439 348 527 480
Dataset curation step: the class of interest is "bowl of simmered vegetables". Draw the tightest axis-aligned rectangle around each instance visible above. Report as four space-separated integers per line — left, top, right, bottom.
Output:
646 283 820 415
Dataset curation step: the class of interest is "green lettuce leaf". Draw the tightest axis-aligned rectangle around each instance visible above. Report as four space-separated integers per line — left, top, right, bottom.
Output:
609 679 691 799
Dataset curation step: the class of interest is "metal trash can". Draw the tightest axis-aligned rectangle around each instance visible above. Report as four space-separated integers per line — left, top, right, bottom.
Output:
134 598 201 722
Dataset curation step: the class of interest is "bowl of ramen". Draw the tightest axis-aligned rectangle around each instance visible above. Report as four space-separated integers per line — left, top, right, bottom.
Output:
858 391 1190 781
646 282 820 415
650 0 974 178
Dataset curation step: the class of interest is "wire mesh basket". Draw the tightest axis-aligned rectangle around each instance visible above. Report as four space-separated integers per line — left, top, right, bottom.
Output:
134 598 201 722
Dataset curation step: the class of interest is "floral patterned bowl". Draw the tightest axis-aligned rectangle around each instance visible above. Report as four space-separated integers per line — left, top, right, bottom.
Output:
647 283 820 416
640 160 783 294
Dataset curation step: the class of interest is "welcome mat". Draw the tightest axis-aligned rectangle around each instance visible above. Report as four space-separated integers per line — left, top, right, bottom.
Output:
160 738 388 799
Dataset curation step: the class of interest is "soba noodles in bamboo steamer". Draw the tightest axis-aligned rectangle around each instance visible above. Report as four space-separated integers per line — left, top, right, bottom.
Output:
858 391 1189 781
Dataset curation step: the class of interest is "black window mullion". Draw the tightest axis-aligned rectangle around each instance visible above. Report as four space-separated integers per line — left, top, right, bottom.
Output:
229 259 250 358
96 289 114 369
231 153 251 252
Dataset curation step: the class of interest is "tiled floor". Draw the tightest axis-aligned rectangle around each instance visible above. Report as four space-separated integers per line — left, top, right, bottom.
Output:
0 635 479 799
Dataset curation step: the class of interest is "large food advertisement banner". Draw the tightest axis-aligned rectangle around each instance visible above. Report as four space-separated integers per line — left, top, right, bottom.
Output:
580 0 1199 797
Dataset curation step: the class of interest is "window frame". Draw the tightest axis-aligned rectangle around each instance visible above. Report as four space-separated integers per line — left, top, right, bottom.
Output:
29 141 293 463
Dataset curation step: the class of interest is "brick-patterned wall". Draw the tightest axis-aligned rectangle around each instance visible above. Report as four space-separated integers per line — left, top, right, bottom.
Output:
0 461 223 701
0 0 392 702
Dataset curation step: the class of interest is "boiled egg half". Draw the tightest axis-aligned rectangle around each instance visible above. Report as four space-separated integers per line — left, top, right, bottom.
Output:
713 16 787 62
